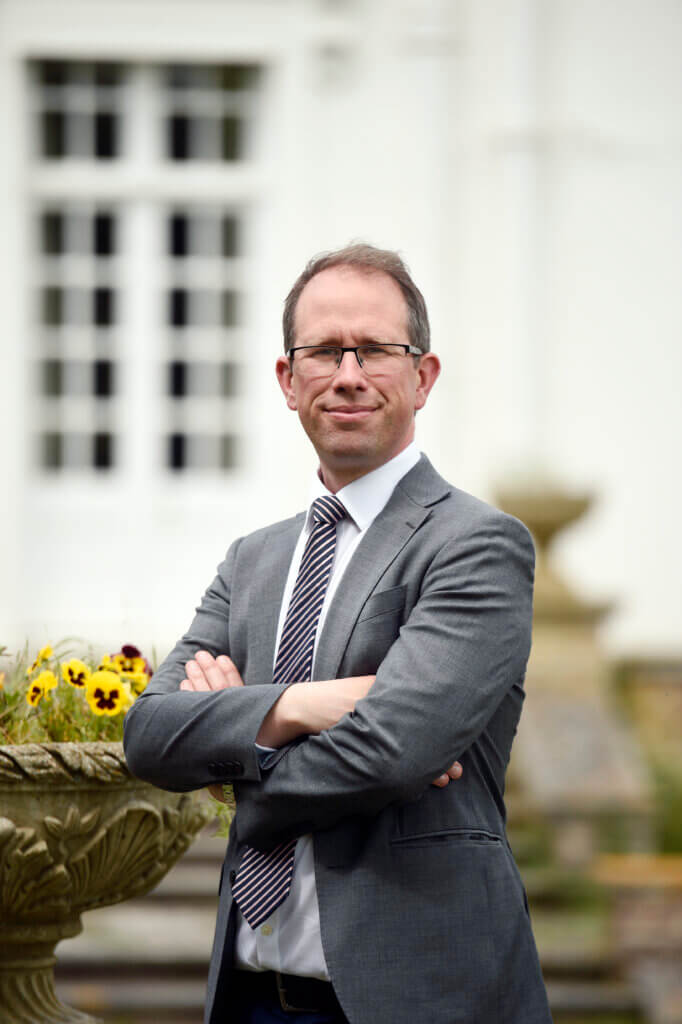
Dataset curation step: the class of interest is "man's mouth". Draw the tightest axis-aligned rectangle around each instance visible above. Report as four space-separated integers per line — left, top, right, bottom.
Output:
325 406 376 421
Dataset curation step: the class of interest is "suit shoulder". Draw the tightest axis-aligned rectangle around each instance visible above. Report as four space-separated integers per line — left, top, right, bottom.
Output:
236 511 305 553
426 481 534 556
398 455 533 550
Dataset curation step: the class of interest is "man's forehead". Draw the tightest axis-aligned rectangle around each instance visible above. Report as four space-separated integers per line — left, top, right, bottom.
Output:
294 265 408 329
301 263 398 293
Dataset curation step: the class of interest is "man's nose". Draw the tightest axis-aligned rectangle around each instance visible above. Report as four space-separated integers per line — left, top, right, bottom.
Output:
332 349 367 388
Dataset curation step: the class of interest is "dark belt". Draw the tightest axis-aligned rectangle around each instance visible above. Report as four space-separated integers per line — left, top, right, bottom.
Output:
232 968 343 1014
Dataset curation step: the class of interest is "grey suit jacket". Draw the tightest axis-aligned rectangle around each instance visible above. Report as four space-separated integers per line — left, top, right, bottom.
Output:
124 456 552 1024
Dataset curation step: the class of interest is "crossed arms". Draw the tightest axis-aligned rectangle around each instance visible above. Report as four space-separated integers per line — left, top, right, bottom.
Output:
180 653 463 790
123 512 534 852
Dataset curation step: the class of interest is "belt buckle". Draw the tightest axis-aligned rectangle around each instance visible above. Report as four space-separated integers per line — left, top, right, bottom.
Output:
275 971 320 1014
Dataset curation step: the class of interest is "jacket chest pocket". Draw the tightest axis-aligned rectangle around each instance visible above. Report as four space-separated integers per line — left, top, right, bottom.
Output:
342 585 407 676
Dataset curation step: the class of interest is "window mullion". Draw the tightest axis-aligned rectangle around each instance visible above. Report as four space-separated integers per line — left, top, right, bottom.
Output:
119 65 162 486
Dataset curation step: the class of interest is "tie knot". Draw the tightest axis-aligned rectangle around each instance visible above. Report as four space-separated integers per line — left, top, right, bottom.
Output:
311 495 347 527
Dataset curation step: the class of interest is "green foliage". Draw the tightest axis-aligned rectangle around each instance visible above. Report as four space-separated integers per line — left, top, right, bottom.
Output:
651 761 682 853
210 786 236 838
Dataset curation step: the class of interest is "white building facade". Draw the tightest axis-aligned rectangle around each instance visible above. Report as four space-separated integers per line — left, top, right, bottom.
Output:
1 0 680 658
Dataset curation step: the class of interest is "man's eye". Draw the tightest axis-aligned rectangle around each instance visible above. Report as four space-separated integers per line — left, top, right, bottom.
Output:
361 345 390 358
308 347 339 360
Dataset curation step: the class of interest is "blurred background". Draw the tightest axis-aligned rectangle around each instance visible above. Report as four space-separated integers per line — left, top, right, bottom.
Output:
0 0 680 1021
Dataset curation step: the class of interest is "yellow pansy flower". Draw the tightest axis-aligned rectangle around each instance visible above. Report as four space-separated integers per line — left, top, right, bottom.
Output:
26 644 54 676
123 671 149 696
97 654 119 673
27 682 43 707
25 669 58 707
119 654 146 674
36 668 58 693
61 659 91 689
85 671 133 717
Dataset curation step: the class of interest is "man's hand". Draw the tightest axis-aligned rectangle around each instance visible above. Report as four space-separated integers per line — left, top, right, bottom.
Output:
179 650 244 691
431 761 463 787
180 651 462 795
180 651 243 801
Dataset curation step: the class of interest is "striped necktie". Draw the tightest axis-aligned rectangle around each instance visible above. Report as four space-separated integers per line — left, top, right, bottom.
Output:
231 494 347 929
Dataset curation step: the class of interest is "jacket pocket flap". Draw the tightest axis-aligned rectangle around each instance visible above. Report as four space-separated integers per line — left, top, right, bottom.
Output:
391 827 503 847
356 585 406 623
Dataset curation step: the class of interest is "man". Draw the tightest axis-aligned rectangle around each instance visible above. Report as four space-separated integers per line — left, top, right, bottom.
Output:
124 244 552 1024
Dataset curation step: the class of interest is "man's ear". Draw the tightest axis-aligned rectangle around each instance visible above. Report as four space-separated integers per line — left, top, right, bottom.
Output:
414 352 441 411
276 355 298 411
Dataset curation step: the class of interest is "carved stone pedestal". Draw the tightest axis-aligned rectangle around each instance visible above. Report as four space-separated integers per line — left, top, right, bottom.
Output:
0 742 213 1024
0 929 93 1023
498 484 652 862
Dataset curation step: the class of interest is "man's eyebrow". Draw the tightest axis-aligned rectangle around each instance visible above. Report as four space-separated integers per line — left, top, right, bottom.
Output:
304 336 392 347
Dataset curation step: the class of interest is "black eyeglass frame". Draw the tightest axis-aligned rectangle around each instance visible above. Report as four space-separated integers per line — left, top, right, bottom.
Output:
287 342 423 370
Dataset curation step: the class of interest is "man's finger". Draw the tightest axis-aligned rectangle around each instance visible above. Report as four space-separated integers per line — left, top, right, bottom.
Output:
192 650 227 690
194 650 242 690
185 659 219 692
216 654 244 687
185 660 204 682
430 761 464 787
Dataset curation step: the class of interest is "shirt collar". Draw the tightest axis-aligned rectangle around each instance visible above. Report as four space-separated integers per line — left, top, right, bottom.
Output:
306 442 421 532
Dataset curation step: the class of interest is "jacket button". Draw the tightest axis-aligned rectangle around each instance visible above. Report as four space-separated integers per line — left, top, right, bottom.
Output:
229 870 237 885
208 760 243 777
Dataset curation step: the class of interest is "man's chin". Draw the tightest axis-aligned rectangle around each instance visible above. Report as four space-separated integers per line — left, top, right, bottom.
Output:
321 434 376 458
317 445 382 477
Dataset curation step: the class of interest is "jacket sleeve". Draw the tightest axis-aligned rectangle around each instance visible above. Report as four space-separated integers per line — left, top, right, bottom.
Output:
123 538 287 791
234 512 535 850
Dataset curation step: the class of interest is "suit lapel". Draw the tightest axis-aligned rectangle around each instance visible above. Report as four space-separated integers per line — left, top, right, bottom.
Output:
246 513 305 686
313 455 450 682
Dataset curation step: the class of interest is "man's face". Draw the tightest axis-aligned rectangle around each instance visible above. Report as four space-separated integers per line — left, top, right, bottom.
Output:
276 265 440 492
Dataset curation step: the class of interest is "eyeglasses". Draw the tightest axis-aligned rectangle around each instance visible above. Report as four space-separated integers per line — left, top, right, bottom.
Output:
288 343 422 379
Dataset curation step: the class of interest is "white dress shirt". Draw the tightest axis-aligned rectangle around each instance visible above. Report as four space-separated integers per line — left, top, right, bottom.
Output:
234 442 421 979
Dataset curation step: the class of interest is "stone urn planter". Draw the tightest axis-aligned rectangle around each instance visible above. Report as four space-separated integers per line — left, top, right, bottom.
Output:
0 742 214 1024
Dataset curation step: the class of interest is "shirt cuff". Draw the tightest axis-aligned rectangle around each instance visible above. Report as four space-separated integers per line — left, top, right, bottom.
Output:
255 741 277 767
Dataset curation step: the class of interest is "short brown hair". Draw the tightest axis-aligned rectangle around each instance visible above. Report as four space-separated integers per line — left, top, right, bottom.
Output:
282 242 430 354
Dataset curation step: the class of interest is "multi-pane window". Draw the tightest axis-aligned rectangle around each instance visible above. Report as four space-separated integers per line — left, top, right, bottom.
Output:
36 204 119 470
30 59 260 474
34 61 124 160
163 207 241 471
164 64 260 162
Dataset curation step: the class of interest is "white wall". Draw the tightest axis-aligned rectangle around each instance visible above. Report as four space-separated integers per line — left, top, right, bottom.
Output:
0 0 680 659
